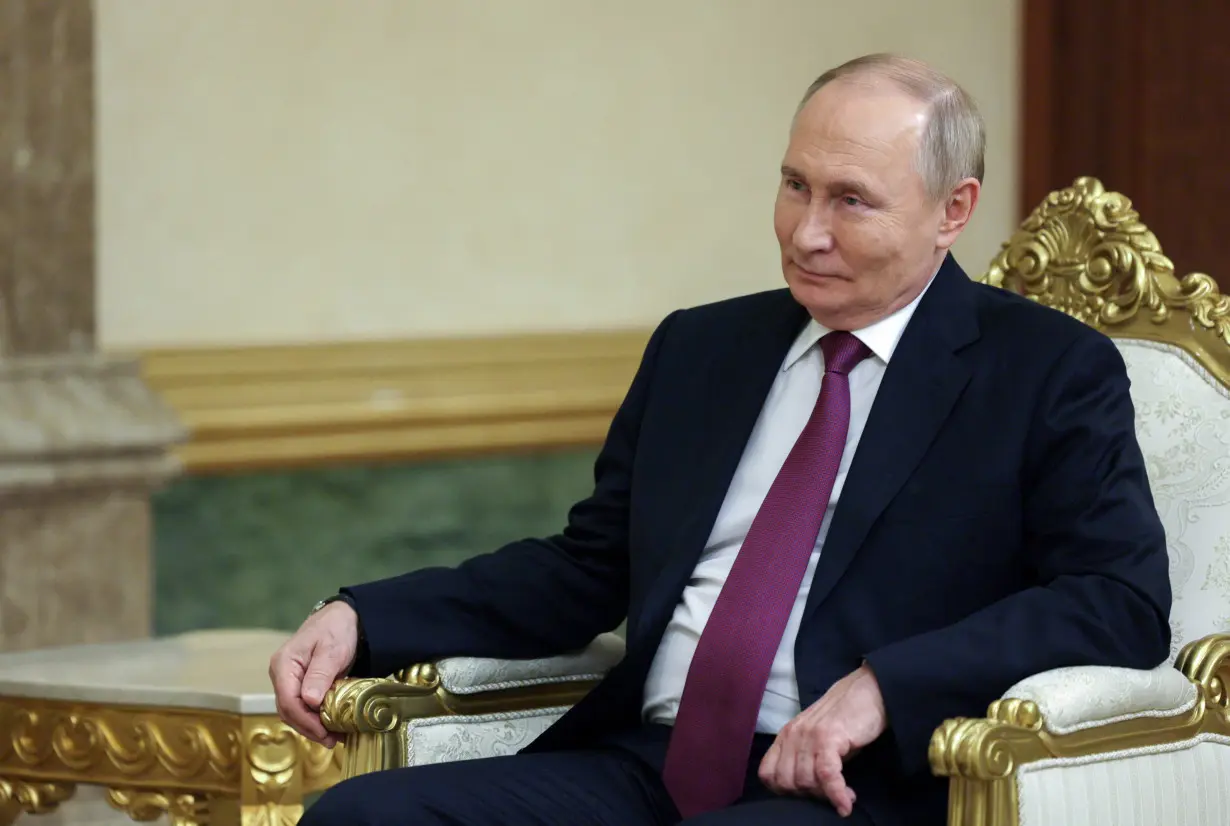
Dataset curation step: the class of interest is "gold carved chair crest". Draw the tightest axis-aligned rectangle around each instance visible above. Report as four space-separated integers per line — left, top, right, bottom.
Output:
980 176 1230 383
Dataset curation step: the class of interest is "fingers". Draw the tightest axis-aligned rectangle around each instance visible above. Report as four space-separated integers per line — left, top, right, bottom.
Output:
759 727 807 795
269 604 360 746
270 641 335 744
283 691 333 744
758 741 781 790
300 605 360 707
792 743 816 793
759 727 856 817
301 644 348 708
814 749 856 817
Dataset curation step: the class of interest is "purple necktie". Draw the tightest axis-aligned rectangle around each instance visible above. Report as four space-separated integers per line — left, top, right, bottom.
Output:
662 330 872 818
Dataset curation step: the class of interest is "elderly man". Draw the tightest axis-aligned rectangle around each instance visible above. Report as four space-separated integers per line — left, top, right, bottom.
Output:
272 54 1171 825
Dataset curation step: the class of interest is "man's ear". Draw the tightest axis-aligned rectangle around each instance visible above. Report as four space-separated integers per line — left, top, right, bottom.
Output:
936 178 981 250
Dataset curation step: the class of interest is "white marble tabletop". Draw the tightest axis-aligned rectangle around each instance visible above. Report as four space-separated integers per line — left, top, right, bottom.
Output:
0 628 290 714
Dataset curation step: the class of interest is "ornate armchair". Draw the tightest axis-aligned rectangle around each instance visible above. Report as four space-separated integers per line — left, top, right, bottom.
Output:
321 178 1230 825
928 177 1230 824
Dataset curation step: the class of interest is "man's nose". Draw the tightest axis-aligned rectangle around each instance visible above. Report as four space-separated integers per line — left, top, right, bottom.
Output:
793 206 835 253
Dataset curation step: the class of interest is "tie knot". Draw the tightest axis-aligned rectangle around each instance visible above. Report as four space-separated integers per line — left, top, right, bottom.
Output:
820 331 871 376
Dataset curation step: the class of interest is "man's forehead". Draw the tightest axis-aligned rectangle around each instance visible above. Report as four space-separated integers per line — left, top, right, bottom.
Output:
787 81 926 167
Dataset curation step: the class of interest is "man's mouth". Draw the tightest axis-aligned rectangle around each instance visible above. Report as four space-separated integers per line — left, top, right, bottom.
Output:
792 263 847 281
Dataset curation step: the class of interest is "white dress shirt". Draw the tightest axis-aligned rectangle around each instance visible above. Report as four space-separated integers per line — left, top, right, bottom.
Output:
642 283 932 733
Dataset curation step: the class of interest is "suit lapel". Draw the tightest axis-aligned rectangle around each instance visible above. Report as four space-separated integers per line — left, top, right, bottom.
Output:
631 291 807 645
802 256 981 622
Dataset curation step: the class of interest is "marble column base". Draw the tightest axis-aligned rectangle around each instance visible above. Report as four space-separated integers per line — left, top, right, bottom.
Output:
0 353 185 653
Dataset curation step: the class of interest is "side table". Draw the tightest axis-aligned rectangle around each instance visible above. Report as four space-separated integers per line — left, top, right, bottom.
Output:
0 629 342 825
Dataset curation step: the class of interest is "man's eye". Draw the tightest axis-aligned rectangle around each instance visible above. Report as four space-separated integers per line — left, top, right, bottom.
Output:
841 195 863 207
786 179 808 192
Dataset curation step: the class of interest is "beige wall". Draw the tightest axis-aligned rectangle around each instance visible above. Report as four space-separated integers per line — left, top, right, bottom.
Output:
97 0 1020 350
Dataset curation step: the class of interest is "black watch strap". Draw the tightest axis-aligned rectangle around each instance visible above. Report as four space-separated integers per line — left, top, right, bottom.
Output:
311 593 357 614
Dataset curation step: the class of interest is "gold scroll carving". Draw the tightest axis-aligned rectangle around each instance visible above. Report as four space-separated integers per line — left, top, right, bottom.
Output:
0 698 240 793
105 788 208 826
0 778 75 825
980 176 1230 387
0 696 344 826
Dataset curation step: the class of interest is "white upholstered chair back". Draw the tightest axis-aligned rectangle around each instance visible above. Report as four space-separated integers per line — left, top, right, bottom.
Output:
981 177 1230 661
973 177 1230 826
1114 340 1230 659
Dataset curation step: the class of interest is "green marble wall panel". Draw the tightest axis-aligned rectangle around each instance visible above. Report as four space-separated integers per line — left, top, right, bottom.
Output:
152 450 598 635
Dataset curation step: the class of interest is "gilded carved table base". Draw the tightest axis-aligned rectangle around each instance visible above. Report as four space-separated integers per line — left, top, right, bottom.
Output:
0 698 342 826
0 779 76 826
105 788 208 826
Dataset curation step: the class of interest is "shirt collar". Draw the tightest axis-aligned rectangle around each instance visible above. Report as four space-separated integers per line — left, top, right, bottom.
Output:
782 271 937 372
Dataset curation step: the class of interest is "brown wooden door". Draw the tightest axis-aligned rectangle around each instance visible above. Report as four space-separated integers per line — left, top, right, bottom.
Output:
1023 0 1230 289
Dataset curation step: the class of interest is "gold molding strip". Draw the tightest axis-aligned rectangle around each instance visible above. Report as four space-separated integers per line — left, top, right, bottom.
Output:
133 330 651 474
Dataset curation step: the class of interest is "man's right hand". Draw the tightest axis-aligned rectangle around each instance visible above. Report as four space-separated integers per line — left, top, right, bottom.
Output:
269 601 360 747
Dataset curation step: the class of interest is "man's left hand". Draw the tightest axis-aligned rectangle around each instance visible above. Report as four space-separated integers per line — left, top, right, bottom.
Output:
758 663 888 817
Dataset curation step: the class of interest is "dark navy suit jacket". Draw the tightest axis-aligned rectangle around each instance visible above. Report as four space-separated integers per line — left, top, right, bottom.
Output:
344 255 1172 825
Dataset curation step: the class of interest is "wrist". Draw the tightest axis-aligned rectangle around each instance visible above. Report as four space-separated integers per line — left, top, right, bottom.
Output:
310 593 355 614
857 661 888 718
310 595 365 643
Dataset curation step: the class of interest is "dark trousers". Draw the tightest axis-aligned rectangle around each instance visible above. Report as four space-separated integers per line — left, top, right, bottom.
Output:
301 725 871 825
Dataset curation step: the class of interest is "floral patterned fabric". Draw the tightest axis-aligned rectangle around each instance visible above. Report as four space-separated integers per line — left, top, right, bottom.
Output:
1003 339 1230 731
1004 663 1196 733
406 708 569 766
435 633 625 694
1117 340 1230 656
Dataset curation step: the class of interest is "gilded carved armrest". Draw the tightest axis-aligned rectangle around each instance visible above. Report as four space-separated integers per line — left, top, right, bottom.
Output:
320 633 625 777
320 665 443 777
929 634 1230 826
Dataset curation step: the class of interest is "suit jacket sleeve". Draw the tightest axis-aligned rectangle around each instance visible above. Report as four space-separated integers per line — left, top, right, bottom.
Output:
341 311 678 678
864 332 1172 776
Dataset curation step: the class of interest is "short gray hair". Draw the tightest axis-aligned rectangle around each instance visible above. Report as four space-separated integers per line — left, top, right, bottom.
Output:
797 54 985 202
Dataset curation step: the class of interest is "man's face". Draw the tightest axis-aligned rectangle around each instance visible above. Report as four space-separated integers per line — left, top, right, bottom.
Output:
774 79 950 330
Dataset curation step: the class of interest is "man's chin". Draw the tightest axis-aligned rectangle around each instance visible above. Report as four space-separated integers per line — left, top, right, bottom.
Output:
787 279 848 320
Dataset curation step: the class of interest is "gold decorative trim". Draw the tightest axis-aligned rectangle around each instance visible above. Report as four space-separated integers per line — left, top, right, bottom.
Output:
0 777 75 820
1176 633 1230 708
0 698 241 793
134 330 651 473
238 721 305 826
0 699 342 825
299 737 343 787
980 176 1230 388
320 667 597 776
106 787 207 826
929 633 1230 826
